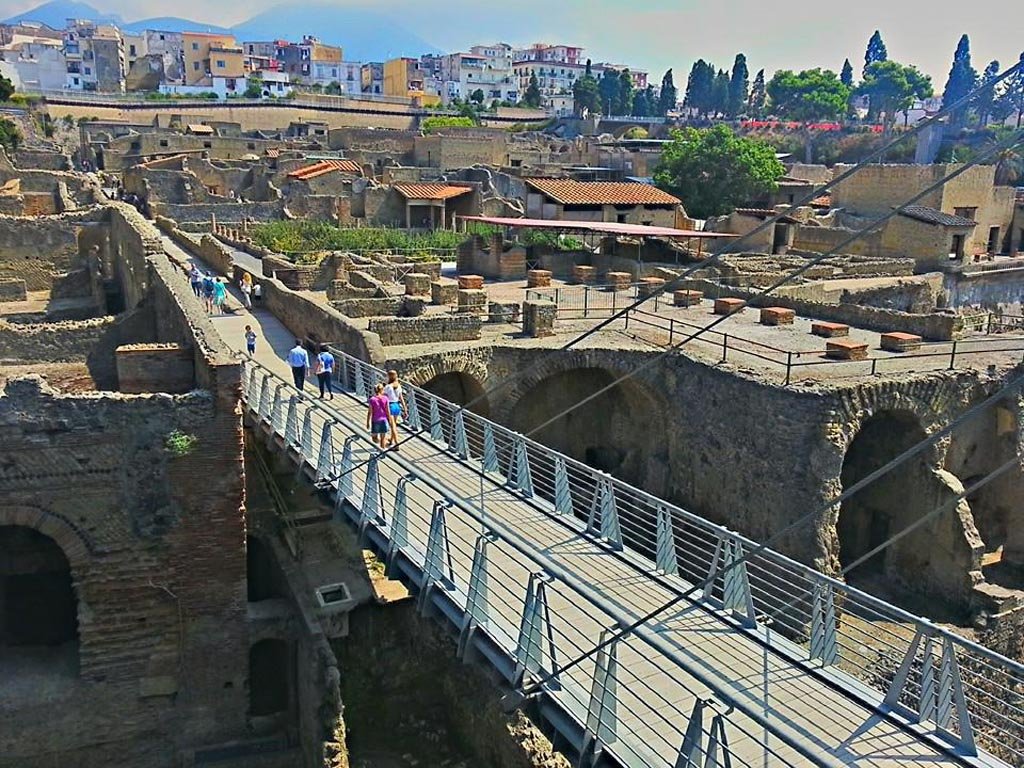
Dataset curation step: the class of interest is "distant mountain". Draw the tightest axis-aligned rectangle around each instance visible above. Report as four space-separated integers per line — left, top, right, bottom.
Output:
230 3 441 61
3 0 119 27
122 17 231 35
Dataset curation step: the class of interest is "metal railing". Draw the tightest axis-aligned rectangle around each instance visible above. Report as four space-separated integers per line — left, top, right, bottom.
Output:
241 349 1024 767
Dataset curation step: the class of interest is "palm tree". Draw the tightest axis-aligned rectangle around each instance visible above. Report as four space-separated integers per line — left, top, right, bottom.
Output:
990 133 1023 186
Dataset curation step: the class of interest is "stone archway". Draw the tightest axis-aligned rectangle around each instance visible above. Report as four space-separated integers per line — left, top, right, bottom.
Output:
405 354 491 417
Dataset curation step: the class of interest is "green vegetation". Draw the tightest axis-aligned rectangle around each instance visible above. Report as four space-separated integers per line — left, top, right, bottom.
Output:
523 73 542 108
856 60 933 134
654 125 784 218
164 430 198 457
421 115 476 133
244 76 264 99
0 74 14 103
250 222 465 260
622 126 649 139
0 118 22 151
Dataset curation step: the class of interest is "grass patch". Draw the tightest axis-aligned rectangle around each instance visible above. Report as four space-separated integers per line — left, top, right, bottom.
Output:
250 222 465 262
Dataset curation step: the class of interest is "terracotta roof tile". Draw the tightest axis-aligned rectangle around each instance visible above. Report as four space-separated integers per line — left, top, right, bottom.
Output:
287 159 362 180
525 178 680 206
393 183 473 200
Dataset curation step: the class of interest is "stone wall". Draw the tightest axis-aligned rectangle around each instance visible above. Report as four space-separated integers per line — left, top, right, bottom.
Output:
153 200 284 223
792 223 883 258
0 316 118 362
13 149 71 171
332 297 402 317
368 315 482 346
0 210 102 291
945 266 1024 310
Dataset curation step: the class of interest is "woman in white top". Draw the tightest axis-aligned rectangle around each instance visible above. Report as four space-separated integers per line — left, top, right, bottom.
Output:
384 370 407 449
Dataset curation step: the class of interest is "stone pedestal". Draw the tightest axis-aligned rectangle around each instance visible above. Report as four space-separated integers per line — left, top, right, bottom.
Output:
431 280 458 305
604 271 631 290
673 289 703 307
760 307 796 326
713 298 746 315
527 269 552 288
488 301 521 324
881 332 923 352
825 340 869 360
458 274 484 290
457 288 487 314
572 265 597 285
637 277 666 299
404 272 431 296
523 300 556 338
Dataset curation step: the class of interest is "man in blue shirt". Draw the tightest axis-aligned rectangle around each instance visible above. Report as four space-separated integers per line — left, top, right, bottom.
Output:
315 344 335 400
286 339 310 390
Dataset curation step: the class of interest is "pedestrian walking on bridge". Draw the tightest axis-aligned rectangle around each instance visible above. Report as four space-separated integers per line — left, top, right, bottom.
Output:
287 339 309 390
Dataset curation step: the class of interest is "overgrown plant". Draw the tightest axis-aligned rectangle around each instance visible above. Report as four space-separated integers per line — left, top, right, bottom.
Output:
164 430 198 458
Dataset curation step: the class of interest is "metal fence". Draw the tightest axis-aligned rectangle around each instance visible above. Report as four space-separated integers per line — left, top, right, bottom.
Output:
241 349 1024 767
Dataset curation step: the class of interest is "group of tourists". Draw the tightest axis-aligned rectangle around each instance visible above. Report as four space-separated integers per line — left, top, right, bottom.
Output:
188 265 227 314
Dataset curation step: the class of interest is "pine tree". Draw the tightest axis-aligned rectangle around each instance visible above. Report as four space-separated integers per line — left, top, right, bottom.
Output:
712 69 730 117
572 59 601 117
633 86 652 117
727 53 749 117
748 69 767 117
617 69 634 115
975 60 1001 126
942 34 978 126
598 69 620 116
658 69 677 116
684 60 714 116
840 59 854 88
523 73 542 108
863 30 888 76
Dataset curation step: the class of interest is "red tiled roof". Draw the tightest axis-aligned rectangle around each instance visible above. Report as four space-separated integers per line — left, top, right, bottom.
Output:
287 159 362 180
393 183 473 200
525 178 680 206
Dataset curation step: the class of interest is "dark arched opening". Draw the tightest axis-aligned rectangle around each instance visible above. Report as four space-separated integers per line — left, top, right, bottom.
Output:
249 638 291 717
839 411 930 583
422 371 489 417
247 536 283 602
0 526 80 681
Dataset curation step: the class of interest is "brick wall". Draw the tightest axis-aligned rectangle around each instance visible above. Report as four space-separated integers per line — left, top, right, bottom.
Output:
115 343 195 393
368 315 482 346
332 297 402 317
0 316 118 362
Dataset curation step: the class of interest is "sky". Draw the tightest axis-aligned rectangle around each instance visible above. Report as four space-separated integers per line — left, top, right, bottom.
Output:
2 0 1022 87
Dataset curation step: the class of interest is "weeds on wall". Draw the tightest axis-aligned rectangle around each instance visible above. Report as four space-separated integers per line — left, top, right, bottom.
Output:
164 430 199 458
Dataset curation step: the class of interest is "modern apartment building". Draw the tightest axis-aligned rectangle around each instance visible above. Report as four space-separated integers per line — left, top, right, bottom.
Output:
383 56 440 105
182 31 243 86
63 19 125 92
439 43 517 104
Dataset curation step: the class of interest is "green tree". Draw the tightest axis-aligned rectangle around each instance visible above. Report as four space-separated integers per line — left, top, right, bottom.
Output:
0 117 22 150
616 69 634 115
942 34 978 127
975 60 1001 126
748 69 767 117
653 124 784 218
658 68 677 115
727 53 749 117
840 59 854 88
573 60 602 117
243 77 263 99
0 74 14 102
598 69 620 116
470 88 485 104
523 73 542 108
994 54 1024 128
711 69 730 117
632 86 651 117
421 115 476 133
863 30 888 76
768 68 850 162
324 81 343 95
858 60 933 134
684 59 714 116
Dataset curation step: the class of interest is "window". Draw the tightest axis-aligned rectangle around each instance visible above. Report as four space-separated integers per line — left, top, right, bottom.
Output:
247 142 256 150
193 61 200 71
954 207 977 220
988 226 1001 253
84 67 90 75
203 141 212 149
950 233 966 259
192 42 199 50
159 34 164 41
129 45 136 56
216 60 225 69
159 139 168 147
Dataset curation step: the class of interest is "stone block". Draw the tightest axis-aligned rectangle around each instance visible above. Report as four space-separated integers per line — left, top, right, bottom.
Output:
402 296 428 317
880 331 923 352
713 298 746 315
527 269 553 288
760 307 796 326
404 272 431 296
637 277 666 299
825 339 869 361
457 288 487 314
488 301 521 324
673 289 703 307
431 280 458 305
523 299 556 338
458 274 484 290
572 265 597 285
811 321 850 338
604 271 631 290
116 343 194 393
0 277 27 302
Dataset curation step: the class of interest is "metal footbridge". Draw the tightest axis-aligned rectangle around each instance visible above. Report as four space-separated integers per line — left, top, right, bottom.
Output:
239 350 1024 768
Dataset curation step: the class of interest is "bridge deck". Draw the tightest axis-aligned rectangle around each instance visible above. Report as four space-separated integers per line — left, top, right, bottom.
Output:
164 237 995 768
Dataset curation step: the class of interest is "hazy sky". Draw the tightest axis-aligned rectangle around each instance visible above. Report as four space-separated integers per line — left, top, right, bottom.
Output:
4 0 1022 86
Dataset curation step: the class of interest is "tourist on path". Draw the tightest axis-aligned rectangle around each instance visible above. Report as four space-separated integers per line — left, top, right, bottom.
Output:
384 369 407 450
244 325 257 356
212 278 227 314
189 265 202 298
240 273 253 309
367 383 391 449
201 272 216 314
316 344 335 400
287 339 309 390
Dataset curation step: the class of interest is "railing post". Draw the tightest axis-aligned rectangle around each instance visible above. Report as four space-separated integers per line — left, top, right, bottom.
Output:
359 453 382 532
949 340 958 370
809 581 838 666
668 318 674 346
258 375 272 422
514 572 558 687
338 435 358 501
553 456 573 516
677 699 707 767
583 284 589 318
482 423 500 474
418 499 455 614
316 422 335 483
406 387 422 432
284 395 301 449
354 361 366 399
386 475 412 574
458 531 496 659
656 506 679 576
509 436 534 497
452 409 469 458
582 630 619 761
587 474 623 551
428 396 444 444
785 351 793 386
721 333 729 363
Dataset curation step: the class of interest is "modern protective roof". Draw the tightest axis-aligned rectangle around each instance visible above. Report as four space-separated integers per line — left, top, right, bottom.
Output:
459 215 736 240
287 159 362 180
186 124 215 135
898 205 978 228
393 183 474 200
524 178 681 206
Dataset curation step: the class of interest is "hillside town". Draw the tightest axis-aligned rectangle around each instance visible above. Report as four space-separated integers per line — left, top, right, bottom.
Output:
2 3 1024 768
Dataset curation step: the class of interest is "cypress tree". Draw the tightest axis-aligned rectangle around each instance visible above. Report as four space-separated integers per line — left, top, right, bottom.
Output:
942 34 978 126
727 53 749 117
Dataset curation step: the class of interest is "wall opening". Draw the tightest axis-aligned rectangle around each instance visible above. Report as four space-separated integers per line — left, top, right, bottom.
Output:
249 638 291 717
422 371 489 417
0 526 80 686
246 535 284 602
838 411 930 583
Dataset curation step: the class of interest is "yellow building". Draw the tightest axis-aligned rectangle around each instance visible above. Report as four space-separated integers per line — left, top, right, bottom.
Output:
383 57 441 106
183 32 243 85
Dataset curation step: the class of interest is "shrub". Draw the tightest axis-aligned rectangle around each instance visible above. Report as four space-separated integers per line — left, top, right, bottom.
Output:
250 222 465 260
164 430 198 457
421 115 476 134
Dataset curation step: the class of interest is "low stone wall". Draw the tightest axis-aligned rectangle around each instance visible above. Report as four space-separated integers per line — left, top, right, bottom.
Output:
153 200 284 223
0 316 118 362
0 277 26 302
678 278 963 340
115 342 194 394
368 315 482 346
332 297 402 318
